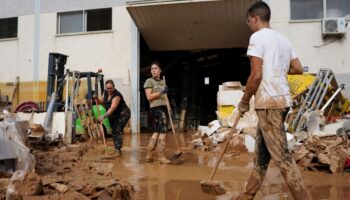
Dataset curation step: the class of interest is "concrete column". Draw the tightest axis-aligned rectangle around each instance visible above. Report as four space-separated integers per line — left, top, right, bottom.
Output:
130 20 140 135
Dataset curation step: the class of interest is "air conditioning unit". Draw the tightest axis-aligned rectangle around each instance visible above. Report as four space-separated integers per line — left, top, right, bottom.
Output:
322 18 346 36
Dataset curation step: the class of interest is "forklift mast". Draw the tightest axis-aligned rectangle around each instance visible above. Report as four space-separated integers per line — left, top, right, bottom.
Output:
79 72 105 100
46 53 68 111
45 52 111 137
47 52 105 110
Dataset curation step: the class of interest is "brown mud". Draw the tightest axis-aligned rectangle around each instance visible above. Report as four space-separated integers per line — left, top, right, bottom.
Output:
1 132 349 200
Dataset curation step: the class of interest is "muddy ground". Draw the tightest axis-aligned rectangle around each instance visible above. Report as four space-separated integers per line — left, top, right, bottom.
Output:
1 132 350 200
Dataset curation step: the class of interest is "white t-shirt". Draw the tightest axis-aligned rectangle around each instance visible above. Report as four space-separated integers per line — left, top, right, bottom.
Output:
247 28 297 109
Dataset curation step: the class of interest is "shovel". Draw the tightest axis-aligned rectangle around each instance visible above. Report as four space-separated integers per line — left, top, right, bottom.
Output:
163 76 182 160
95 99 107 148
200 112 241 195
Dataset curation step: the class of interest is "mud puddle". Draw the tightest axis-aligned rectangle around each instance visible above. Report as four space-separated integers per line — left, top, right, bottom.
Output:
1 132 349 200
106 133 350 200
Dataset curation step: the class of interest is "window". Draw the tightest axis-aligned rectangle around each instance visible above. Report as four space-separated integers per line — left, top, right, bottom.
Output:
59 11 83 34
291 0 323 20
58 8 112 34
0 17 18 39
87 9 112 31
327 0 350 18
291 0 350 20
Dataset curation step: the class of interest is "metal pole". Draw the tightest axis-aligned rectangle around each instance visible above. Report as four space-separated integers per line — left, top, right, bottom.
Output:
33 0 40 101
311 70 331 109
291 71 321 131
308 70 327 108
320 84 345 112
323 0 327 18
316 74 334 109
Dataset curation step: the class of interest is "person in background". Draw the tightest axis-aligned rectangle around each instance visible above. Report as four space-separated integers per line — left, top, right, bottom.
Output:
144 61 171 164
96 79 130 157
235 2 310 200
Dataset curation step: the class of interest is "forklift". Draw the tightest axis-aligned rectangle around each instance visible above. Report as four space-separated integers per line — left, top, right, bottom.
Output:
46 53 112 142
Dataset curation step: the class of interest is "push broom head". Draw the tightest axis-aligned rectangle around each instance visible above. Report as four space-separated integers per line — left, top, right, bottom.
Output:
170 149 182 160
200 180 226 195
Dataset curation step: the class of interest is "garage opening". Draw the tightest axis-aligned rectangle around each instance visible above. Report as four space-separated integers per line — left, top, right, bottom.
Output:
139 36 250 131
126 0 258 132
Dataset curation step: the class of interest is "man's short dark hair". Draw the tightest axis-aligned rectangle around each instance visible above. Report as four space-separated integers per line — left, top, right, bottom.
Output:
247 2 271 22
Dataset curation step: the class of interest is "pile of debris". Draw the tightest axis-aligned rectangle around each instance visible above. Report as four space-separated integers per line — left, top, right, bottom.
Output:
3 170 133 200
1 142 134 200
0 115 134 200
192 69 350 173
192 109 258 154
294 135 350 173
191 81 260 154
288 69 350 173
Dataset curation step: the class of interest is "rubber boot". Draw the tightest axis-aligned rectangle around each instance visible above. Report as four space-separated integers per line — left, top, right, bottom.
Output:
146 133 159 162
158 134 171 164
115 148 121 157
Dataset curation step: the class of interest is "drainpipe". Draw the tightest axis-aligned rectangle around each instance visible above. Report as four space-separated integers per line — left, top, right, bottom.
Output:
33 0 40 101
323 0 327 18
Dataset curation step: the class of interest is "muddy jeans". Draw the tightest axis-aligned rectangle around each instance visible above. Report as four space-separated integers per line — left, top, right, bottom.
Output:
150 106 167 134
242 108 309 200
109 107 130 150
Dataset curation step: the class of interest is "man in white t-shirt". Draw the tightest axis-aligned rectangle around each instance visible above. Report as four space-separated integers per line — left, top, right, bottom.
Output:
236 2 310 200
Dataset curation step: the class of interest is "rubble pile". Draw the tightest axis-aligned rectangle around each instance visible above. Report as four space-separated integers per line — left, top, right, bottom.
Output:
1 143 135 200
191 125 256 154
293 135 350 173
32 144 134 199
5 170 43 199
192 71 350 175
0 116 134 200
191 107 258 154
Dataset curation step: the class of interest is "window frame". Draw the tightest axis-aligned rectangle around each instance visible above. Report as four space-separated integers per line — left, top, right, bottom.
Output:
57 10 85 34
0 17 18 40
290 0 350 22
57 8 112 35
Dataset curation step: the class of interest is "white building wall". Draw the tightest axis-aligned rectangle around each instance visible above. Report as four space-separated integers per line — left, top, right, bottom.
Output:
0 6 132 83
0 4 137 133
0 0 348 100
269 0 350 97
0 0 126 18
270 0 350 73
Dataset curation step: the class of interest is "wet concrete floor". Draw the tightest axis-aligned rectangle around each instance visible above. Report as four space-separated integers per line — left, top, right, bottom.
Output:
87 132 350 200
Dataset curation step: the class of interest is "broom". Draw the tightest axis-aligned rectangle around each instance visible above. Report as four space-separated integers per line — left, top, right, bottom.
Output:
163 76 182 159
200 112 241 195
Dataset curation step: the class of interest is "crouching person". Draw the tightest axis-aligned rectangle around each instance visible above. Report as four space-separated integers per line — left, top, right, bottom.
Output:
96 79 130 157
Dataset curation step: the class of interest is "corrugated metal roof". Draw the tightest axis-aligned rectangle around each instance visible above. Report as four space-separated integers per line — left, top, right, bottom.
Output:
127 0 258 51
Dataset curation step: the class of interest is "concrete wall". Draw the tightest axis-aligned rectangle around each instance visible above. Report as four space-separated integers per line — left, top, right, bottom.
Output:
0 0 349 101
0 0 126 18
269 0 350 98
0 5 133 104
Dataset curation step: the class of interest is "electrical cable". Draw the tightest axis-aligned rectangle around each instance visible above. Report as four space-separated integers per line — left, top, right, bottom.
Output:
313 36 343 48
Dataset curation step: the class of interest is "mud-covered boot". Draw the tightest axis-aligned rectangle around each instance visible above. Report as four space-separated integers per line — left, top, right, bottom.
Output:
146 133 159 162
158 135 171 164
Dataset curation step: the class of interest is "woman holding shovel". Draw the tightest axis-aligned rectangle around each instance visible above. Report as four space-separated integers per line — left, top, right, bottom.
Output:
144 61 171 164
95 79 130 157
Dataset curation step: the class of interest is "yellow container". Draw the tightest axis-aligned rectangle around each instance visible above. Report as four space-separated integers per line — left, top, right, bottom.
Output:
217 105 235 118
287 74 315 98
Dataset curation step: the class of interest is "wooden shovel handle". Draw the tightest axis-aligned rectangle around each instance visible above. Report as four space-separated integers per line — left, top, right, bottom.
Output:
95 99 107 148
208 113 241 181
163 76 180 149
